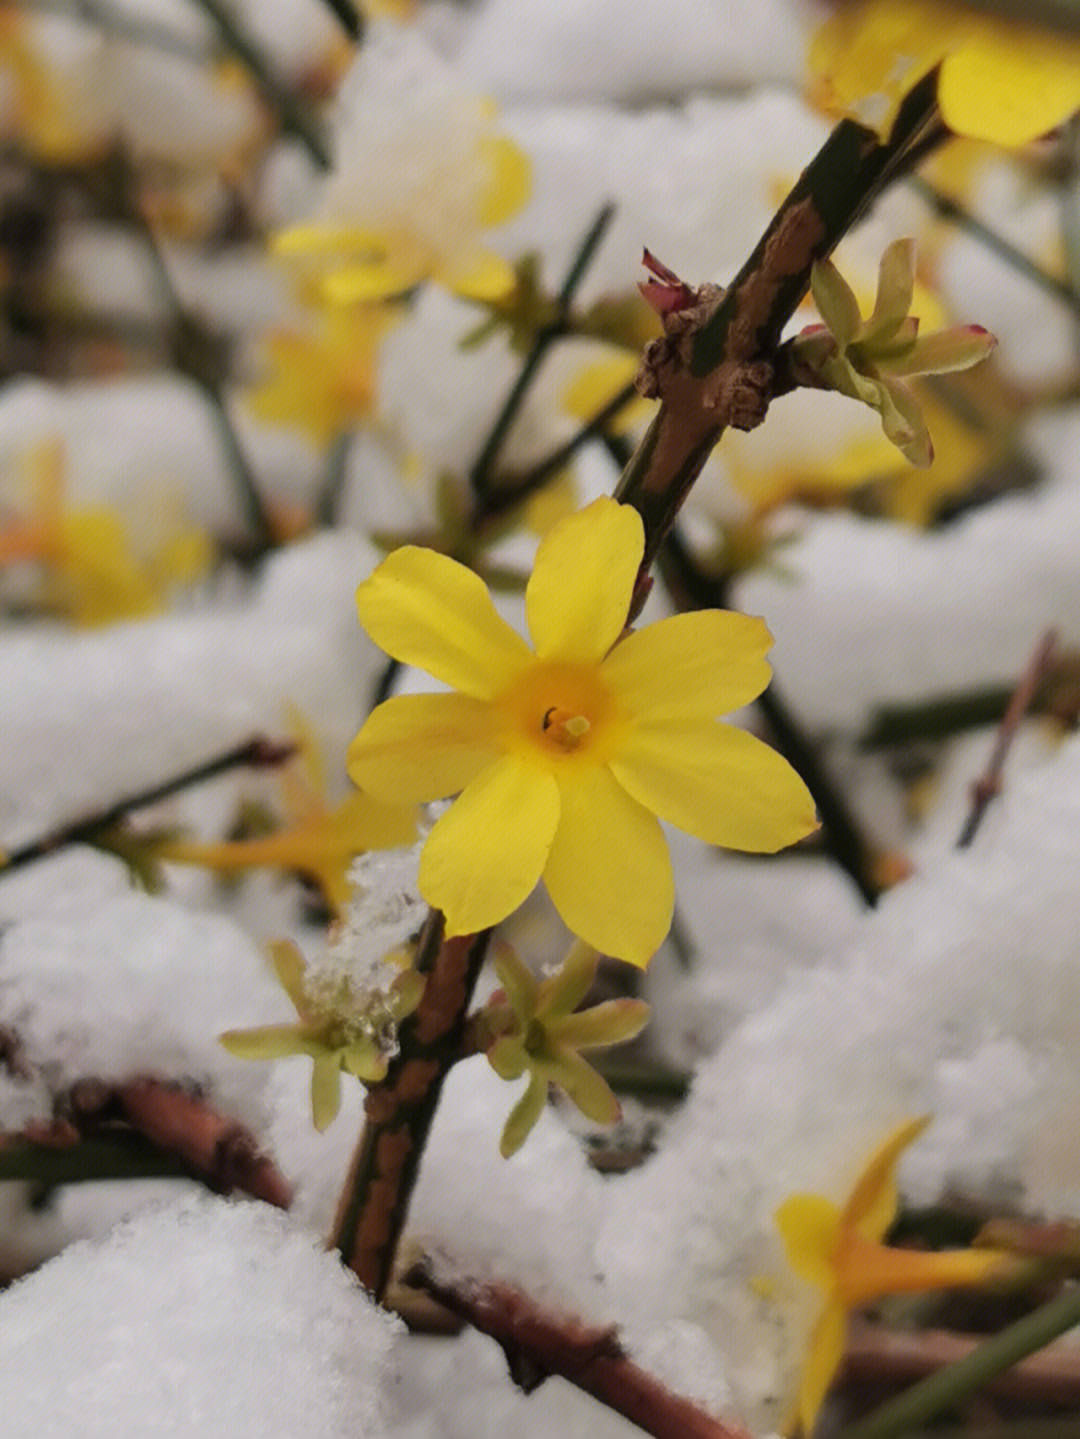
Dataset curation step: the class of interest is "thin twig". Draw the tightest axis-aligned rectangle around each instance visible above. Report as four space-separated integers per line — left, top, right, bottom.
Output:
313 0 363 40
404 1261 753 1439
0 1076 292 1207
0 736 295 874
469 203 616 502
185 0 330 168
910 177 1080 318
658 526 888 907
956 628 1058 848
838 1288 1080 1439
331 916 492 1299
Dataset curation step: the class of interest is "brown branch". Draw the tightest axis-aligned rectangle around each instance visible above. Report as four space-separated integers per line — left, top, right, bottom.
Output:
331 915 492 1298
957 628 1058 848
0 735 296 875
404 1260 753 1439
843 1318 1080 1408
60 1074 291 1207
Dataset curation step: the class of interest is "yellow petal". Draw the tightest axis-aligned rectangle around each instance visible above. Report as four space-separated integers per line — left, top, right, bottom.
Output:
218 1024 310 1061
843 1114 931 1237
610 720 818 852
324 790 419 853
356 546 533 699
475 134 532 226
324 258 425 303
542 764 673 967
797 1298 849 1437
601 610 774 720
419 753 560 935
311 1054 343 1131
437 249 518 302
348 692 500 803
525 498 643 663
269 939 308 1011
939 33 1080 147
499 1073 548 1157
838 1231 1008 1306
775 1193 842 1290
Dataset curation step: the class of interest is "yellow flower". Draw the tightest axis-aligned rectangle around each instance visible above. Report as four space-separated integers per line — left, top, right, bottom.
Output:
221 939 425 1130
155 719 417 913
775 1116 1017 1435
810 0 1080 148
273 34 530 303
244 303 399 446
484 939 649 1156
0 441 212 626
348 497 817 966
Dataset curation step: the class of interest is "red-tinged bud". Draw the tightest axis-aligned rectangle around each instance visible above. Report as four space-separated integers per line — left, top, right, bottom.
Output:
639 247 696 314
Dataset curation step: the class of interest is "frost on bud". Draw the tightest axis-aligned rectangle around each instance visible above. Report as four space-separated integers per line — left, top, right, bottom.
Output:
791 239 997 468
220 939 424 1131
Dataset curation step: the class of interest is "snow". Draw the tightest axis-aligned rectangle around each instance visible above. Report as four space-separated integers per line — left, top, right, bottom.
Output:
0 1196 400 1439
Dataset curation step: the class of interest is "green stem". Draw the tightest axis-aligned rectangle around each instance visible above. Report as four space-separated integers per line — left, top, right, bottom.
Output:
314 0 363 39
837 1285 1080 1439
185 0 331 168
315 429 354 525
0 736 294 875
470 203 616 502
910 176 1080 318
0 1134 191 1185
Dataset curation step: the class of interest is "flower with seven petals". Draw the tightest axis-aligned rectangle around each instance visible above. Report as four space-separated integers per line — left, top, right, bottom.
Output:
484 940 649 1157
348 498 817 966
810 0 1080 148
775 1116 1019 1435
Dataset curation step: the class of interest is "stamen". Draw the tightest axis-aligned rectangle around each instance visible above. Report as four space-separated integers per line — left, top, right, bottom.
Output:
541 707 591 750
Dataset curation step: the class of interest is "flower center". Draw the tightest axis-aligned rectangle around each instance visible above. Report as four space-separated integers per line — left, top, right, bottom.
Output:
541 706 592 751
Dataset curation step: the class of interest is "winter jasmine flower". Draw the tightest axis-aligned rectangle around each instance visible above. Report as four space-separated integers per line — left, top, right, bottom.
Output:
810 0 1080 148
484 940 649 1157
221 939 424 1130
348 497 817 966
791 240 996 468
273 30 530 303
775 1116 1019 1435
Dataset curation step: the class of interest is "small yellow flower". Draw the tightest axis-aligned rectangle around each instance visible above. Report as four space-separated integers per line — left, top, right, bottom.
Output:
348 497 817 966
775 1116 1017 1435
244 303 399 446
155 720 417 913
484 940 649 1157
810 0 1080 148
793 240 996 468
221 940 424 1130
0 441 212 626
273 34 530 303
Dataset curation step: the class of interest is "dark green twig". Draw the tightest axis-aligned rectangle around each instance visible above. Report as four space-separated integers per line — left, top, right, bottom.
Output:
910 176 1080 317
315 430 354 526
185 0 330 168
658 527 884 907
470 203 616 501
0 736 295 875
837 1284 1080 1439
20 0 214 61
314 0 363 40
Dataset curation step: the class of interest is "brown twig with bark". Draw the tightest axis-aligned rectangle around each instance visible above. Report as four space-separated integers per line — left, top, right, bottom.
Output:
957 627 1058 848
404 1259 754 1439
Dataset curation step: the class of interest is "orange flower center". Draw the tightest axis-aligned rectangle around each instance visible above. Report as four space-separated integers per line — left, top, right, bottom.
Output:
493 661 622 763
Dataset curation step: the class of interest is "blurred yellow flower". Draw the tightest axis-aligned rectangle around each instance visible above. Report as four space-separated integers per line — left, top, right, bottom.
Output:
155 716 417 913
0 441 212 626
776 1116 1017 1435
274 34 530 302
810 0 1080 147
244 303 399 445
348 497 817 965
